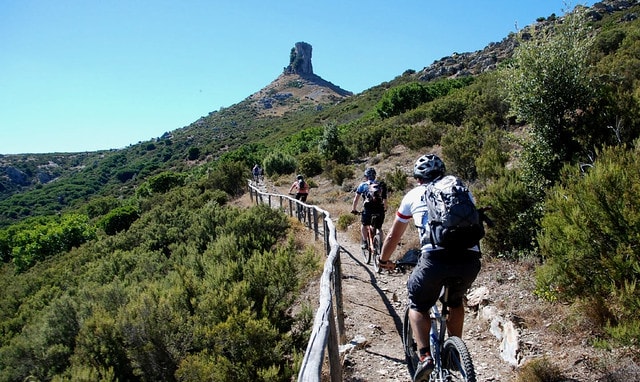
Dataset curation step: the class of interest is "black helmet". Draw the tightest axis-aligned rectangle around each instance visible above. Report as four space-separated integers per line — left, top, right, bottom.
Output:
413 154 445 181
364 167 376 180
296 174 304 180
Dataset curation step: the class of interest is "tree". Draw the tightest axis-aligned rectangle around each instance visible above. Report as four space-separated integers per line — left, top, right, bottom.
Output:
503 9 596 186
318 123 349 163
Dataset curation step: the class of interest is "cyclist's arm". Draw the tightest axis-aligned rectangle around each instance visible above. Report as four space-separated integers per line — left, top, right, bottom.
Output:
351 192 361 213
379 215 410 268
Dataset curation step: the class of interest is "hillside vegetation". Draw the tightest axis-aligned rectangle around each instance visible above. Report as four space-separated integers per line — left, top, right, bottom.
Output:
1 2 640 381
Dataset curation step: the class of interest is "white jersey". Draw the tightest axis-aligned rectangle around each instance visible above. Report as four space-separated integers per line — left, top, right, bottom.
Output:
395 184 480 252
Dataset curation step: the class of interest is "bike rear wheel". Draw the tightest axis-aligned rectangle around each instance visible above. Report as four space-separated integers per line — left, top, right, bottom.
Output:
402 305 419 378
442 336 476 382
361 241 371 264
372 229 383 273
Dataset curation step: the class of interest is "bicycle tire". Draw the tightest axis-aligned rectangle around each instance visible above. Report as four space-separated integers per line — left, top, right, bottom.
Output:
442 336 476 382
402 305 419 378
361 242 371 264
372 230 382 273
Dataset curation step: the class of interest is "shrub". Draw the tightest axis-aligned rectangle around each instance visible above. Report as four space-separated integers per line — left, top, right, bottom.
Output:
296 152 323 177
516 357 565 382
324 161 354 186
536 144 640 341
263 151 297 176
383 168 408 194
100 206 140 235
337 213 357 231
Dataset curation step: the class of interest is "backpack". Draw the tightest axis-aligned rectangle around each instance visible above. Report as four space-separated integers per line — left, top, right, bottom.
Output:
364 180 385 206
424 175 484 249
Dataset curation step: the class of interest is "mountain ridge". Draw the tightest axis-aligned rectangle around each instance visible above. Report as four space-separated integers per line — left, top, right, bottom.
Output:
1 0 638 224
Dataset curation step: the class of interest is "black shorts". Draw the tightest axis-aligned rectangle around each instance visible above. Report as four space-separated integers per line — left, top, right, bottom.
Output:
407 249 481 312
295 193 308 202
361 209 384 230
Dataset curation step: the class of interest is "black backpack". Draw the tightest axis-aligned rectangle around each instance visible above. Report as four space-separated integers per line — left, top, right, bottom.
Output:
424 175 484 249
364 180 385 206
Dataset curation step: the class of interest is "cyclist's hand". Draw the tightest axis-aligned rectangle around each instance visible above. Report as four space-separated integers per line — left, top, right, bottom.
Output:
351 210 359 215
377 257 395 270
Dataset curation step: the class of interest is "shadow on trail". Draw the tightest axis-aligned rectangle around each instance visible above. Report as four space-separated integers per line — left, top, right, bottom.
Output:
340 245 405 349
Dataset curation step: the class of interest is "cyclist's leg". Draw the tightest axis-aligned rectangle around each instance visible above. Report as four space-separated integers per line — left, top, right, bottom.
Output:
409 308 432 355
407 250 446 354
446 250 481 337
360 210 373 247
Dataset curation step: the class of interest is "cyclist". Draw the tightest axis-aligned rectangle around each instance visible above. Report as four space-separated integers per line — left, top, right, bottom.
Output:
351 167 387 251
252 164 261 183
289 174 309 202
377 154 482 382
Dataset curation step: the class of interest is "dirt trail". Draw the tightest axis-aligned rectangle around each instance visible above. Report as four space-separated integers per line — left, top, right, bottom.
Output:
337 231 517 382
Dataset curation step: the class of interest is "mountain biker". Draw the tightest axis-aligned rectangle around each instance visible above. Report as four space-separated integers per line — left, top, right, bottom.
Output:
351 167 387 251
289 174 309 202
377 154 482 382
252 164 261 183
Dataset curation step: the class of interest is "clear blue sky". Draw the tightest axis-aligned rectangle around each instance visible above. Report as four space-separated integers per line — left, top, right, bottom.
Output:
0 1 592 154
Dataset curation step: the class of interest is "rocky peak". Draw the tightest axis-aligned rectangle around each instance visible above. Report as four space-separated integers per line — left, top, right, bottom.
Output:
249 42 351 116
284 41 313 75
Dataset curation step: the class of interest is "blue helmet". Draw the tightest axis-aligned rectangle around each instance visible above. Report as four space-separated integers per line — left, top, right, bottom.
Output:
364 167 376 180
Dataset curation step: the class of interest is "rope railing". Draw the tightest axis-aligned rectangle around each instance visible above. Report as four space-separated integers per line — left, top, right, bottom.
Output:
247 181 346 382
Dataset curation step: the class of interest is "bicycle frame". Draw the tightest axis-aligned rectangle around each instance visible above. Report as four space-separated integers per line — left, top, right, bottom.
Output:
429 288 449 380
403 283 476 382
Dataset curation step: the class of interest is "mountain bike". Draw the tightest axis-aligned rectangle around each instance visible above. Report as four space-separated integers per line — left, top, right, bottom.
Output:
289 193 305 221
352 210 384 272
394 255 476 382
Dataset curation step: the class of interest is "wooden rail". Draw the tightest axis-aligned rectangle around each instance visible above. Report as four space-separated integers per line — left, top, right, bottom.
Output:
247 182 346 382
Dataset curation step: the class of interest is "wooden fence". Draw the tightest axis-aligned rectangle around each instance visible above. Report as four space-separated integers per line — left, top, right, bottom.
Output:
247 182 346 382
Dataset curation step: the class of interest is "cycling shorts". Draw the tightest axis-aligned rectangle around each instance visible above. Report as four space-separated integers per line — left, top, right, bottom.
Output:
407 249 481 312
361 209 384 229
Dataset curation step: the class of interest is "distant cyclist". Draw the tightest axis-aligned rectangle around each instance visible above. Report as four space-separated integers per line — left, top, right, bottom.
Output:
289 174 309 202
252 164 261 183
351 167 387 250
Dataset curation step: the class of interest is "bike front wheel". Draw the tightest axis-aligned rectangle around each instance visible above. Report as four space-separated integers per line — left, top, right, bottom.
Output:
441 336 476 382
402 305 419 378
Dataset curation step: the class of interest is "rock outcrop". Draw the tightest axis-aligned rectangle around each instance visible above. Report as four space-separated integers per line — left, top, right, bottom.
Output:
416 0 639 82
283 41 314 75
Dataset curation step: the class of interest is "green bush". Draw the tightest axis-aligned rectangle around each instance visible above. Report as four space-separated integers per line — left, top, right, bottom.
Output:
337 213 357 231
536 144 640 342
324 161 354 186
383 168 408 194
263 151 297 176
296 151 324 177
99 205 139 235
477 170 540 257
2 214 96 272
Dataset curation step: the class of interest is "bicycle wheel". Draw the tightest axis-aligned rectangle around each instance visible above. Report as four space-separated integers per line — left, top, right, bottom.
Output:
441 336 476 382
372 229 383 273
361 239 371 264
402 305 419 378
